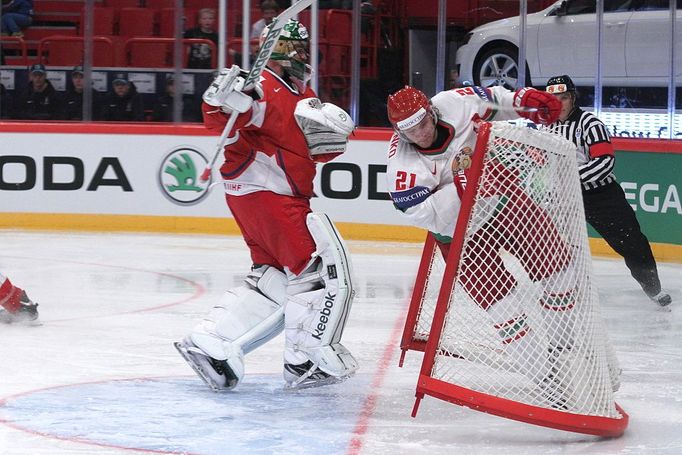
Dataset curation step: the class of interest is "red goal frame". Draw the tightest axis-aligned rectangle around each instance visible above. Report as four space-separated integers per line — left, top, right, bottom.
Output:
406 122 629 437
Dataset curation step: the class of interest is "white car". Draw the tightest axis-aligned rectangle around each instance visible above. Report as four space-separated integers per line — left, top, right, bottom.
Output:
455 0 682 90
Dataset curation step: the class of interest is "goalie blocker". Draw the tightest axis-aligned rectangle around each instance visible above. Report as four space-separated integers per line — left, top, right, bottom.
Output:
175 212 357 391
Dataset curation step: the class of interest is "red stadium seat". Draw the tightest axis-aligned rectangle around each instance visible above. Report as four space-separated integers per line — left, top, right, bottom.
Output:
104 0 140 7
146 0 175 8
80 7 116 35
38 36 116 66
158 8 184 37
118 8 156 37
126 38 171 67
325 9 351 45
184 0 218 9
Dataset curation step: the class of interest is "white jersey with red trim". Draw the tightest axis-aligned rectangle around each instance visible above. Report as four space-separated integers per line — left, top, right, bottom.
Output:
385 86 520 240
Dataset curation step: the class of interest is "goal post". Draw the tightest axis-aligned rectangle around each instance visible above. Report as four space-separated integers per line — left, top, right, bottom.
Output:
406 121 628 437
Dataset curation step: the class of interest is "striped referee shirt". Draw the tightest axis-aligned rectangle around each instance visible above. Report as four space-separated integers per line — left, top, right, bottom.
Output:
545 107 616 192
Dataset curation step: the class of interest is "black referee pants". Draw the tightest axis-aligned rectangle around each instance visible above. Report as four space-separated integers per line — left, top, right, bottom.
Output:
583 181 661 297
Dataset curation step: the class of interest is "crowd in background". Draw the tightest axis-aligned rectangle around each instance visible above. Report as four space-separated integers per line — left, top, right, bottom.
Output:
0 1 389 123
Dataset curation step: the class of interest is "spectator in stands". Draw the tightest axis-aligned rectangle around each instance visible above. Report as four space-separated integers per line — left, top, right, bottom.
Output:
0 83 14 119
100 73 144 122
63 65 101 121
1 82 14 119
151 74 201 122
14 63 62 120
250 0 279 40
184 8 218 69
0 0 33 37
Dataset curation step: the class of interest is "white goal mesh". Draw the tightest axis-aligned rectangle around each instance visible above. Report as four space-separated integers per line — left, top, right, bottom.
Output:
412 122 627 435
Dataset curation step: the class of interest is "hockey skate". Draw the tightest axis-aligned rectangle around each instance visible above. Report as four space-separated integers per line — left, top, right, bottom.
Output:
283 360 351 390
174 337 240 392
536 345 571 410
648 291 672 307
0 291 40 325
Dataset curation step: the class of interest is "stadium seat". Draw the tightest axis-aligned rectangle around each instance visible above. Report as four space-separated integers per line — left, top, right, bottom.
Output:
104 0 140 7
158 8 184 37
126 38 171 67
325 9 351 45
184 0 218 9
81 7 116 35
146 0 175 8
38 36 116 66
118 8 156 37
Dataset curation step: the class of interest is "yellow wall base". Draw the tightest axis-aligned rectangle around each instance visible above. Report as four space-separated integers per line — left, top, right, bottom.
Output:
2 213 680 263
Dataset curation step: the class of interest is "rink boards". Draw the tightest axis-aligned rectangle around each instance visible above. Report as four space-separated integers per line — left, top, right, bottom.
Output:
0 122 680 260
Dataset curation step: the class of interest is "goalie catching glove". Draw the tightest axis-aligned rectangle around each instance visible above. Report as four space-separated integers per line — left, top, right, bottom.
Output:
203 65 264 114
513 88 561 125
294 98 355 162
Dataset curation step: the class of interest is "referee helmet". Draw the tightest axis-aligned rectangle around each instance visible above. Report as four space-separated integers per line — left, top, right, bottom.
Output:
546 75 576 94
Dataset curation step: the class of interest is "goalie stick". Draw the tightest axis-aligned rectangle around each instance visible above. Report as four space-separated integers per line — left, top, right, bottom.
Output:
200 0 314 182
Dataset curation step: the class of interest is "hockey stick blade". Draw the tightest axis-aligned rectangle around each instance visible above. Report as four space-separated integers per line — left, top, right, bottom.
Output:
200 0 314 181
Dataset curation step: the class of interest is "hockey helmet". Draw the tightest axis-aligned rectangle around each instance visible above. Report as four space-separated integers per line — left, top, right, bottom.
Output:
387 86 433 131
546 75 576 94
261 19 311 82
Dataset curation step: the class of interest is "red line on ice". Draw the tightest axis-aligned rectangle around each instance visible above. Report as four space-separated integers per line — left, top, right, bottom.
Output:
346 310 407 455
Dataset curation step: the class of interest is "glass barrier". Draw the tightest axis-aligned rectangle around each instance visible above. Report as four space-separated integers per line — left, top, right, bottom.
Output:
0 0 678 134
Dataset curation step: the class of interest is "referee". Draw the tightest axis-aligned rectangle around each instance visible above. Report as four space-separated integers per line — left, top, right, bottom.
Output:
544 75 671 307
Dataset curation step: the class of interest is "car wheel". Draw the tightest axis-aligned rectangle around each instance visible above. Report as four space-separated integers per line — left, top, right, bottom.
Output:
474 47 529 90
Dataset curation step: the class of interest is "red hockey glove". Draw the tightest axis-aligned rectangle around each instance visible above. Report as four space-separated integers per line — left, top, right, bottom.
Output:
513 88 561 125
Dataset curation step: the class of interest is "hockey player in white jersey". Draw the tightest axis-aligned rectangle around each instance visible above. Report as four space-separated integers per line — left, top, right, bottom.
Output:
385 85 590 407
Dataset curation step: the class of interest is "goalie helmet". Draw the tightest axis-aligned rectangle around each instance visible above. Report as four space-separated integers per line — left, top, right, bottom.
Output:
387 86 435 131
546 75 576 94
261 19 311 83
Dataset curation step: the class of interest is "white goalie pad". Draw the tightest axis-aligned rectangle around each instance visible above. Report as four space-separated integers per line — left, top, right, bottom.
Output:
183 265 287 390
284 213 358 378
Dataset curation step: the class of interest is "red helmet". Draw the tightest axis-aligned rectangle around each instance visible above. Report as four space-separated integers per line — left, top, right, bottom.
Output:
387 86 431 131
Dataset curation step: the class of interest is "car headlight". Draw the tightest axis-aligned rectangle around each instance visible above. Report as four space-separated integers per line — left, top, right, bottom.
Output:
461 32 473 46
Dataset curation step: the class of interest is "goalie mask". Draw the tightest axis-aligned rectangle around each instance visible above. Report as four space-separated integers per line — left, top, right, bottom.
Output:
295 98 355 157
262 19 312 84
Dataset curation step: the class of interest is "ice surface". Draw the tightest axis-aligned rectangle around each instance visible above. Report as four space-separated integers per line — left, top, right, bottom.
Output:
0 231 680 454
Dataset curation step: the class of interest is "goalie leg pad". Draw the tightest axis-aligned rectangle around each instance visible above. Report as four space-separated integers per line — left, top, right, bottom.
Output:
178 265 287 390
284 213 358 381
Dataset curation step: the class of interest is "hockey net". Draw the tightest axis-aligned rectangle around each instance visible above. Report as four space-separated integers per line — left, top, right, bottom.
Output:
405 122 628 436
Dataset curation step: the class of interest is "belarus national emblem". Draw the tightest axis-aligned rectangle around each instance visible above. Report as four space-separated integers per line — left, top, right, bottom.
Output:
452 146 474 174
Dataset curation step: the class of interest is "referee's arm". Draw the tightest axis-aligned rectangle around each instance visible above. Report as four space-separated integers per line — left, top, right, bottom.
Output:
578 117 615 187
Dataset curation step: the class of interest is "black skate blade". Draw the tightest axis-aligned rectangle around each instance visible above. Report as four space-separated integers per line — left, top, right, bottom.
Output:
174 341 225 393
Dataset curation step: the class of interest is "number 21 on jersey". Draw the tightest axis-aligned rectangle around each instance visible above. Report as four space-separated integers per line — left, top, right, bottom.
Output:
395 171 417 190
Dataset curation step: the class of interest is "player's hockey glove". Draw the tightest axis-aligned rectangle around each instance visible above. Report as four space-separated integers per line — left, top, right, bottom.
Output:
202 65 263 114
513 88 561 125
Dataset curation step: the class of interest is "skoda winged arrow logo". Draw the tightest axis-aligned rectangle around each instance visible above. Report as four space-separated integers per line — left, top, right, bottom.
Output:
159 147 211 205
